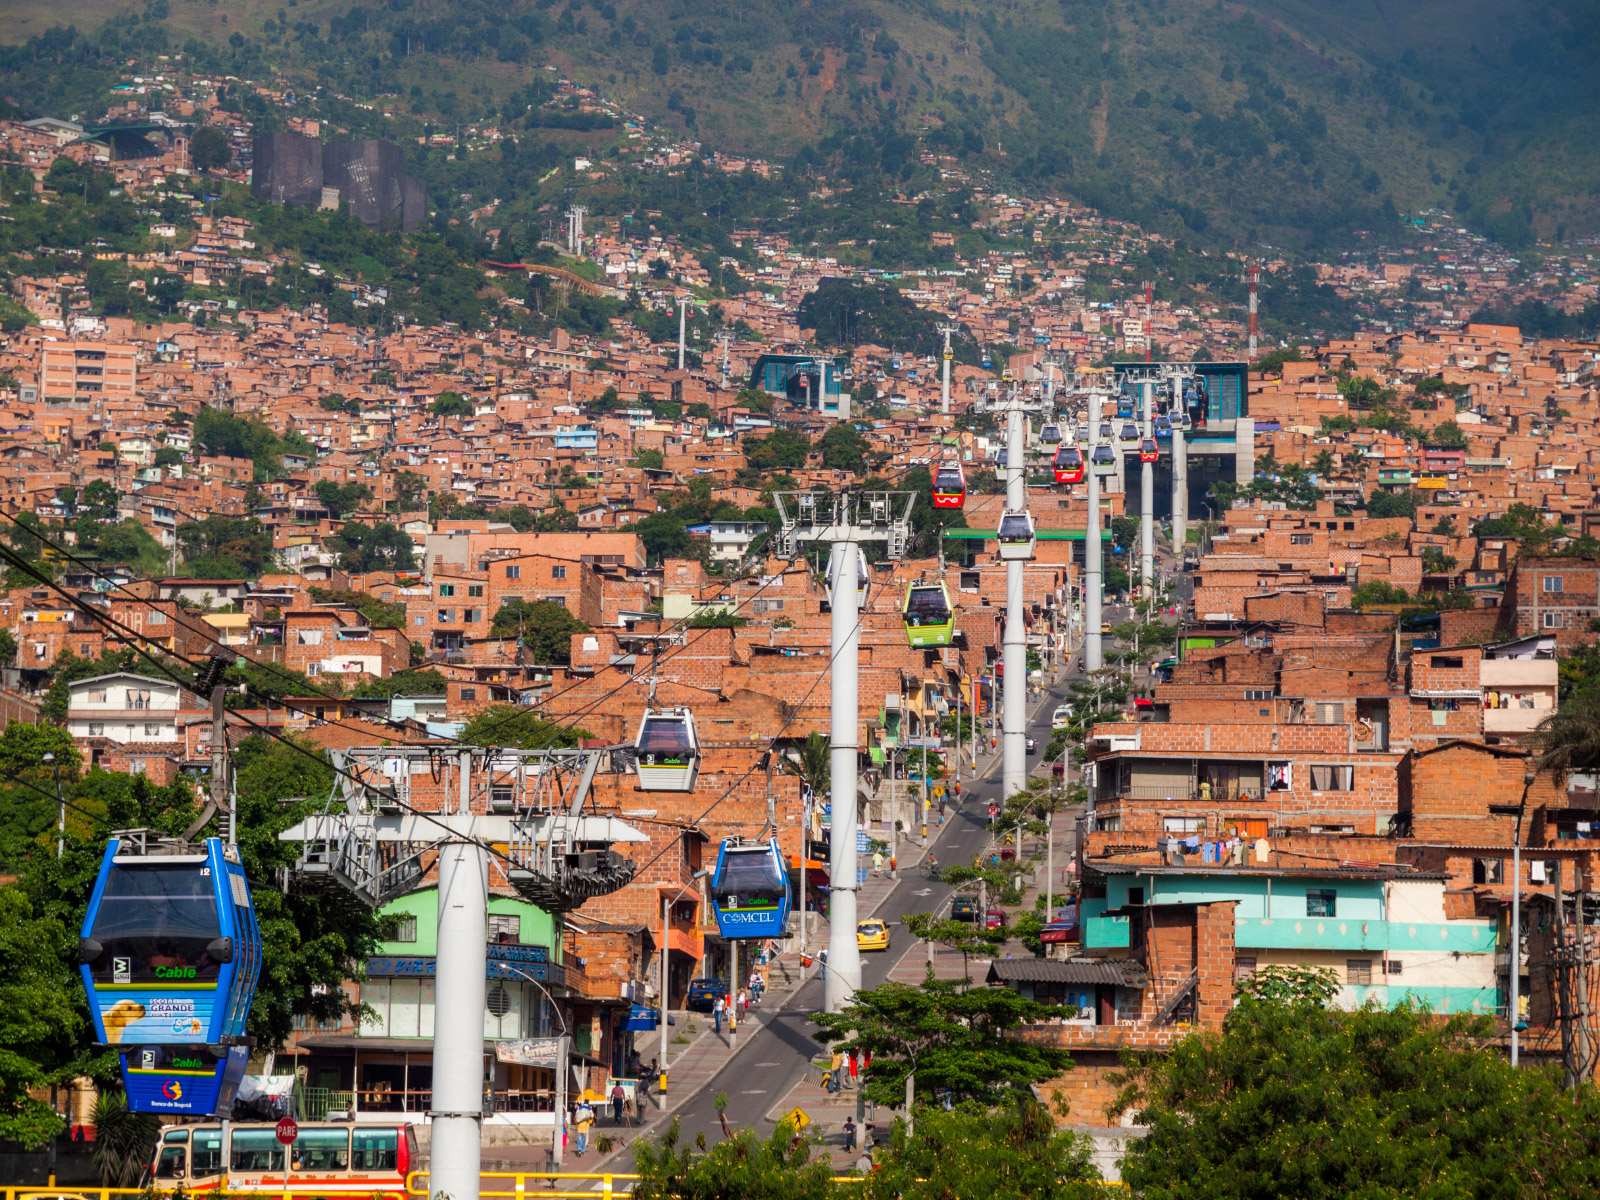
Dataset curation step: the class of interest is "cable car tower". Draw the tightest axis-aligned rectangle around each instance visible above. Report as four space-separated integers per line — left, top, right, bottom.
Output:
773 489 914 1013
279 746 648 1200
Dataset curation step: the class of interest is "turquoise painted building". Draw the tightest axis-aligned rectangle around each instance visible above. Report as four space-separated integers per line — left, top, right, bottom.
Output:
1081 865 1500 1016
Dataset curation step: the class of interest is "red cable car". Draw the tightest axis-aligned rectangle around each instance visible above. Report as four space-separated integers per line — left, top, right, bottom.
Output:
1053 445 1084 484
931 460 967 509
1139 438 1159 463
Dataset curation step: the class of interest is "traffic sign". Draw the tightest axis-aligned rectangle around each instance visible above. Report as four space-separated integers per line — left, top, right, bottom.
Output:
275 1117 298 1146
784 1106 811 1130
933 785 945 799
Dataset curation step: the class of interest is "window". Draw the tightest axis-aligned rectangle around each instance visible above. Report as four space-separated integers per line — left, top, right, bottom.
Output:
1306 889 1337 917
192 1128 223 1175
1163 817 1203 833
505 565 521 580
502 595 522 606
1386 960 1403 975
231 1130 285 1173
487 913 520 943
129 759 147 774
1346 958 1373 986
296 629 324 645
463 609 481 623
1430 655 1463 669
1244 689 1272 700
1290 533 1312 545
88 722 105 736
350 1129 398 1172
437 609 455 623
460 687 477 703
1126 887 1144 907
1544 576 1564 593
414 615 425 627
1314 701 1345 724
1309 765 1355 791
389 916 418 943
467 585 484 598
1233 956 1257 982
544 595 567 609
127 688 151 709
293 1128 349 1172
87 688 109 703
144 723 162 737
1473 858 1505 884
1544 611 1566 629
438 584 456 597
148 610 167 625
552 564 567 580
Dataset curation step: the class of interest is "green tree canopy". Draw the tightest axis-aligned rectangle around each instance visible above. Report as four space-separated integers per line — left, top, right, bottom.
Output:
176 515 276 577
430 390 473 418
325 521 417 573
1115 966 1600 1199
188 125 232 172
819 423 868 473
1426 420 1470 449
313 480 375 518
743 428 811 472
488 598 590 662
458 706 590 749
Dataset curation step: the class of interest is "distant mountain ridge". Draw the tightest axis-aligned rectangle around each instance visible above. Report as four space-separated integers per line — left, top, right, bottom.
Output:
4 0 1594 250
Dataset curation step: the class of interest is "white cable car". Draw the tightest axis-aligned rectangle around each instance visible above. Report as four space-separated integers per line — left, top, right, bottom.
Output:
1091 444 1117 473
996 510 1036 561
634 708 701 791
1039 424 1061 446
1119 421 1139 444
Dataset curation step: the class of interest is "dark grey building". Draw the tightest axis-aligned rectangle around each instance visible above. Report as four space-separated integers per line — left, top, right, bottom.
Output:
250 131 323 208
250 132 425 233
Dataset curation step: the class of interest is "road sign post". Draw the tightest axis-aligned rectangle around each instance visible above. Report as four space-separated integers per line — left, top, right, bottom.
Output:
276 1116 297 1191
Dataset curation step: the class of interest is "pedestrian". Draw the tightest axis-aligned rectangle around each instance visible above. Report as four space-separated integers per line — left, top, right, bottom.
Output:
829 1049 844 1093
855 1152 873 1175
738 987 749 1019
749 968 763 1003
843 1116 857 1152
611 1080 626 1126
872 849 884 877
573 1100 592 1156
848 1049 860 1089
818 947 828 981
713 993 725 1034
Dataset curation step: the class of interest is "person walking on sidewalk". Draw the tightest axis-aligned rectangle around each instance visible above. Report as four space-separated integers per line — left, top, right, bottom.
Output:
872 849 884 877
573 1100 593 1157
843 1116 857 1152
848 1049 860 1089
828 1049 844 1093
611 1080 626 1126
738 987 749 1019
713 993 725 1034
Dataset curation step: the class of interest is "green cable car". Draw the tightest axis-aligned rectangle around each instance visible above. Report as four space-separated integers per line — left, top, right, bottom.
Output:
903 581 955 648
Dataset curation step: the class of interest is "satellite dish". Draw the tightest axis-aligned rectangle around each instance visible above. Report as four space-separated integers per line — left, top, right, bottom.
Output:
1170 852 1187 866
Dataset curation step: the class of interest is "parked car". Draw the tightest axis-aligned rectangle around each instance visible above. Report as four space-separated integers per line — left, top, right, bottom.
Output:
685 978 728 1012
1025 736 1037 753
984 909 1008 930
1051 705 1071 730
951 896 978 922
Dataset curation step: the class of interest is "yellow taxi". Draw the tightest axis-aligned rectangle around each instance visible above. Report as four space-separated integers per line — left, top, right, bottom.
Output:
856 919 891 951
1101 622 1113 634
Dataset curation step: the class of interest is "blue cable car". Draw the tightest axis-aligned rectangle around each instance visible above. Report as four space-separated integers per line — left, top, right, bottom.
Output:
711 838 791 939
79 835 261 1117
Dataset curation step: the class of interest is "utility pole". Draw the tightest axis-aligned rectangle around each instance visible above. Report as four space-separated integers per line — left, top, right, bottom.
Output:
1084 389 1105 673
677 296 691 371
1001 389 1028 807
1139 378 1154 597
937 324 958 415
774 491 915 1014
1246 264 1260 364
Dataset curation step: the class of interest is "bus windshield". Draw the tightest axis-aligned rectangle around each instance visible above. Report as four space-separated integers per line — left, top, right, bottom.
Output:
87 865 222 983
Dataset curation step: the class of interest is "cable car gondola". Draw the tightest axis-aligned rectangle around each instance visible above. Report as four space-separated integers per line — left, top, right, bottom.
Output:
1099 421 1113 441
903 581 955 647
1091 444 1117 473
931 460 966 510
1154 415 1173 438
711 837 791 940
1139 438 1160 463
996 448 1009 470
1039 424 1061 446
1119 421 1139 444
79 834 262 1117
1116 395 1134 419
634 708 701 791
996 510 1036 561
1053 445 1084 484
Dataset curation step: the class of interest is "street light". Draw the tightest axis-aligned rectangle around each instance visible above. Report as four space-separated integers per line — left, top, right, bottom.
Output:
1490 770 1535 1067
43 752 63 859
659 868 711 1096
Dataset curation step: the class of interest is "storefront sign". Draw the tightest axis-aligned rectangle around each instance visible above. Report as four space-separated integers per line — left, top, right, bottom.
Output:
494 1037 564 1067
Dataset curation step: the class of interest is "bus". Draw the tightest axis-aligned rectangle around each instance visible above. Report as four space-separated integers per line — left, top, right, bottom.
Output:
152 1121 419 1196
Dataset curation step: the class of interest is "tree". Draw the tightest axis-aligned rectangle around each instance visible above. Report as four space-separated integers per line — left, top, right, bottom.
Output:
783 732 830 800
393 471 429 511
0 886 82 1144
488 598 590 662
1426 420 1469 449
1312 449 1336 476
1364 490 1417 520
863 1103 1102 1200
189 126 232 173
176 515 276 576
1473 503 1554 543
0 628 15 668
819 423 867 474
1113 966 1600 1198
325 521 417 573
633 1122 835 1200
636 513 695 564
900 913 1007 984
458 706 590 749
742 428 811 472
1532 689 1600 777
313 480 374 518
633 448 666 470
430 391 473 418
1350 580 1410 608
810 977 1078 1109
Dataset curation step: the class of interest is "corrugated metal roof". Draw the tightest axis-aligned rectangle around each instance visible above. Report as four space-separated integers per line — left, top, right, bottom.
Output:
986 957 1148 988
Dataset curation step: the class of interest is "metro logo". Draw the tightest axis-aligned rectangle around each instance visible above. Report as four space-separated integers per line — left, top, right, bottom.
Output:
162 1080 183 1101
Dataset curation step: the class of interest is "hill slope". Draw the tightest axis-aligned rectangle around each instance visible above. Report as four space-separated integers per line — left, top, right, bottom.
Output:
4 0 1594 250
